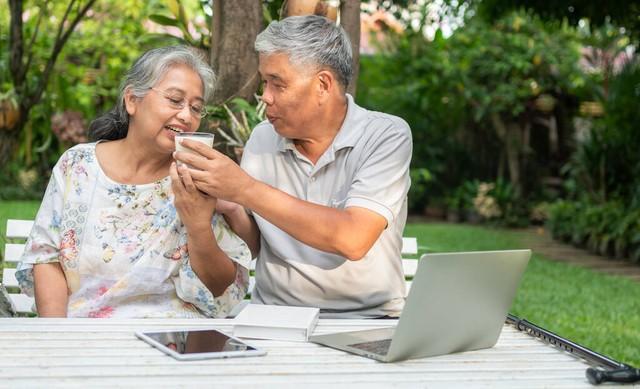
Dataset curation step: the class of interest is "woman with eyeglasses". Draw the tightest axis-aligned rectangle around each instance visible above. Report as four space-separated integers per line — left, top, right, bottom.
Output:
16 46 252 318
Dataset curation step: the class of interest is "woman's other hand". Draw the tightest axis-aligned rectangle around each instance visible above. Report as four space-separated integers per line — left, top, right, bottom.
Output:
170 162 216 232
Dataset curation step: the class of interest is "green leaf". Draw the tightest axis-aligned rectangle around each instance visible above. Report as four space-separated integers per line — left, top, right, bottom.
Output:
177 1 190 31
148 14 180 27
166 0 180 18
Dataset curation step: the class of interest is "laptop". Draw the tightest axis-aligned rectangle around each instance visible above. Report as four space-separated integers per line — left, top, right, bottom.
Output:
310 249 531 362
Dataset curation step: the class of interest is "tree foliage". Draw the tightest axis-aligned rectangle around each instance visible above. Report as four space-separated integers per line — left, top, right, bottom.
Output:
358 10 586 211
0 0 159 199
475 0 640 41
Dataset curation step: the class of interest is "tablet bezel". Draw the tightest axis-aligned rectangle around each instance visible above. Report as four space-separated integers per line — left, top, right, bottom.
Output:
135 328 267 361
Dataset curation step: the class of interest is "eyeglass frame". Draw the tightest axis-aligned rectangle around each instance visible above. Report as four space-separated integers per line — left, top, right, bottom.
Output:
148 87 208 118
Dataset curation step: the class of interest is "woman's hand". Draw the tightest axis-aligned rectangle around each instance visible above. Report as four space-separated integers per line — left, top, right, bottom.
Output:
170 162 216 232
173 140 255 204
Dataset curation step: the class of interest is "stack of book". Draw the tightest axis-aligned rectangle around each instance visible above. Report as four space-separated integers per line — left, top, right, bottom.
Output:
233 304 320 342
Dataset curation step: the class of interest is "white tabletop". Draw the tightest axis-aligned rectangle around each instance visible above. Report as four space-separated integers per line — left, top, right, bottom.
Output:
0 318 598 388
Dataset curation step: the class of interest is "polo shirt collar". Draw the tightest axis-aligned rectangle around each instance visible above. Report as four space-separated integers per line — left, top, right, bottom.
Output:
332 94 363 151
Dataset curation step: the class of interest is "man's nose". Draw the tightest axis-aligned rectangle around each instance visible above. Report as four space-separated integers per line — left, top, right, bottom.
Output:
261 89 274 105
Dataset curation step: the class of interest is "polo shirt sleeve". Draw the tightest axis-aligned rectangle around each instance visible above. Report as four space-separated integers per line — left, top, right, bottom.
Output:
344 117 412 226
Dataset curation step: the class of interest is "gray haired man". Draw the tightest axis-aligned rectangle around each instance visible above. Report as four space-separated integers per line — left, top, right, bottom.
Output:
174 15 412 318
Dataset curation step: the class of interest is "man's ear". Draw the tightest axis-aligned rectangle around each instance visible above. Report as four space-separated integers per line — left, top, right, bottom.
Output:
317 70 335 97
123 88 138 116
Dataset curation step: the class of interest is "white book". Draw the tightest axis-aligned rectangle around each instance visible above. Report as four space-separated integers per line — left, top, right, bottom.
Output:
233 304 320 342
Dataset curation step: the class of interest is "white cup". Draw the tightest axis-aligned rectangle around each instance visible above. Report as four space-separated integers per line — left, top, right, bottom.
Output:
175 132 214 168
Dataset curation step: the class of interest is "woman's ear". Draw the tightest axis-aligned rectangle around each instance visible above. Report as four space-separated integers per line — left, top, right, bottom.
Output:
123 88 138 116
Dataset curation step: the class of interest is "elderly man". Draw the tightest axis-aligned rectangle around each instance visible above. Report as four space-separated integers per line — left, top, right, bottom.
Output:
174 15 412 318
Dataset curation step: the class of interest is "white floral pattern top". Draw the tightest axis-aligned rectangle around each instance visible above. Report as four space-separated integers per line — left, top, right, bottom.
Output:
16 143 251 318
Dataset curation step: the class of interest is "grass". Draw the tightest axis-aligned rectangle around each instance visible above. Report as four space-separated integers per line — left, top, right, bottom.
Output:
406 222 640 367
1 201 638 366
0 200 40 254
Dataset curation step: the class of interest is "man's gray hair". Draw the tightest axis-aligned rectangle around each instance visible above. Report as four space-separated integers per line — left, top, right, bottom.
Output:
255 15 353 88
89 45 216 141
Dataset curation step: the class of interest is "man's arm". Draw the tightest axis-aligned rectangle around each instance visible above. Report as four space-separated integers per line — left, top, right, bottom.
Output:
239 180 387 260
177 144 387 261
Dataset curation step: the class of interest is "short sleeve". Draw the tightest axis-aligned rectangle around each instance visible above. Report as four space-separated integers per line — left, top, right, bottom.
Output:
344 117 412 226
16 165 65 297
174 216 251 317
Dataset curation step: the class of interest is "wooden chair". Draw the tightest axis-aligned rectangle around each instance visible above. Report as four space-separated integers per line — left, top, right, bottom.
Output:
2 219 420 316
2 220 36 314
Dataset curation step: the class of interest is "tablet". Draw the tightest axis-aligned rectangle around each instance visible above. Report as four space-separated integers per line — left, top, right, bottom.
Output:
136 328 266 360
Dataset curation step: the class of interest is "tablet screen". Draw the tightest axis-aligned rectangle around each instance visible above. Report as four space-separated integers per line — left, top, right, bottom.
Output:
143 329 258 354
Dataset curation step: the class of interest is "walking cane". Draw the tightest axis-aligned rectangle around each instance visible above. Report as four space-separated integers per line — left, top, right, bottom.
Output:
506 314 640 385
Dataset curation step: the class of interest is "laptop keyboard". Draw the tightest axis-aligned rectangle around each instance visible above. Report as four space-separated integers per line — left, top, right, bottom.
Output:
348 338 392 355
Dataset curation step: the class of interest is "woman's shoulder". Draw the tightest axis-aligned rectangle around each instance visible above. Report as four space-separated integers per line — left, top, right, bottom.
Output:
55 142 98 175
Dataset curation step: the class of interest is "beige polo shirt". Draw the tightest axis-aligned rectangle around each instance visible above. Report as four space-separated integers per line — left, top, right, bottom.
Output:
241 95 412 318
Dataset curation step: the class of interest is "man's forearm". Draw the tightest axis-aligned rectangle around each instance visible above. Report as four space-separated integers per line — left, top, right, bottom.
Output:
33 263 68 317
238 180 386 260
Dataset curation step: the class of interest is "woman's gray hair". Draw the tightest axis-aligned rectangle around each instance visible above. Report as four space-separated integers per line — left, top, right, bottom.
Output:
89 45 216 141
255 15 353 88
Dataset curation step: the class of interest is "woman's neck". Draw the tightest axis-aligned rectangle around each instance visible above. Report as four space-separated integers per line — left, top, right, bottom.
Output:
96 137 172 185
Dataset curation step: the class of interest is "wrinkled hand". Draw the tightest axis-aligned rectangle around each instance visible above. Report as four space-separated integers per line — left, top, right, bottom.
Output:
170 161 216 231
173 139 255 205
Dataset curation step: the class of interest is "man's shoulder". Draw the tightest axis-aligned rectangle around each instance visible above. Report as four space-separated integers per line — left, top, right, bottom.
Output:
246 121 278 146
350 101 411 137
242 121 281 163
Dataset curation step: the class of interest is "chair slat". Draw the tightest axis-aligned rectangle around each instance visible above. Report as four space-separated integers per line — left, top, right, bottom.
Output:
6 220 34 239
248 276 255 294
4 243 25 263
405 280 412 297
2 268 19 288
402 258 418 277
9 293 35 314
401 237 418 255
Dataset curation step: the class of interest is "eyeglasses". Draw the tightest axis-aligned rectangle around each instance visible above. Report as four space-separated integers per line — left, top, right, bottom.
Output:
149 87 208 118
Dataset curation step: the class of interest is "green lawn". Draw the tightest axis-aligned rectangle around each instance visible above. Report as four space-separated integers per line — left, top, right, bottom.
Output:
0 200 40 249
1 201 638 366
406 222 640 367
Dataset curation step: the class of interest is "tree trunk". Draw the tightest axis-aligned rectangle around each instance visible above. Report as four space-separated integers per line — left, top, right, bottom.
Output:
210 0 262 104
340 0 360 96
282 0 361 96
0 131 20 168
491 113 522 195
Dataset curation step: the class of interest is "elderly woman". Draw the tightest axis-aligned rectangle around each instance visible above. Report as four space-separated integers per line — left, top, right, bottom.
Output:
16 46 251 318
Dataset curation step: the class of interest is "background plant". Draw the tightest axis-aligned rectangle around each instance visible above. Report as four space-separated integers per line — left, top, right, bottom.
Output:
358 9 586 221
0 1 160 200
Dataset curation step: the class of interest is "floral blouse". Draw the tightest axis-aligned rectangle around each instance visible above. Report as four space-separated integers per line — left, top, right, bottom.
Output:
16 143 251 318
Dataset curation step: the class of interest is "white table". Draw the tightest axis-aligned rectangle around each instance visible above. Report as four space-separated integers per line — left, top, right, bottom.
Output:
0 318 598 388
